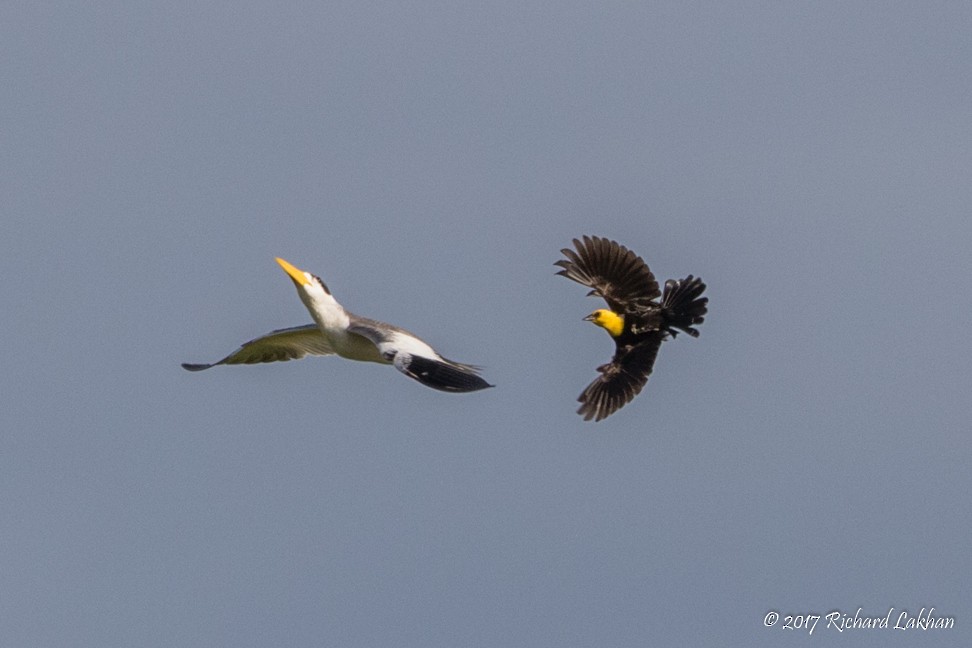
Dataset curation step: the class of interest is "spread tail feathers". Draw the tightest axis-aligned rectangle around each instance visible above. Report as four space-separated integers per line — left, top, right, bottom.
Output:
662 275 708 337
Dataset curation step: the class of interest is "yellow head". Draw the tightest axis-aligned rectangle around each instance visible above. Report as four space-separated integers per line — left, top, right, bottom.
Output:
583 309 624 337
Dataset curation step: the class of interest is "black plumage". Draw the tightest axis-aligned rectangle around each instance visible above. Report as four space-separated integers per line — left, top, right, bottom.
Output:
555 235 708 422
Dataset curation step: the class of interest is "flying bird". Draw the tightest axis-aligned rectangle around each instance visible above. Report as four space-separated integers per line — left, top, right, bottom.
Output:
182 257 492 393
555 236 707 421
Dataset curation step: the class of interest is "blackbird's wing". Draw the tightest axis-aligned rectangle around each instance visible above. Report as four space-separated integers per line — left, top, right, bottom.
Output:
576 334 664 422
555 235 660 311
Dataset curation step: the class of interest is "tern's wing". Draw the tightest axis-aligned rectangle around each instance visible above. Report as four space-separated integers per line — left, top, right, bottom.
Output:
182 324 334 371
347 321 492 393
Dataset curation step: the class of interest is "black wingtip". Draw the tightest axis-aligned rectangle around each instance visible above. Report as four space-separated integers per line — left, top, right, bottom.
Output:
181 362 213 372
576 390 612 422
397 355 493 393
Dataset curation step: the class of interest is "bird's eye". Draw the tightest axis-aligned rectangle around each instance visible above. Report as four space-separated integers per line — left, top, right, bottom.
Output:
311 274 330 294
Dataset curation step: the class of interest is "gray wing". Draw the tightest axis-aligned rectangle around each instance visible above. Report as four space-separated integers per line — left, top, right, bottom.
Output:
345 319 395 348
182 324 334 371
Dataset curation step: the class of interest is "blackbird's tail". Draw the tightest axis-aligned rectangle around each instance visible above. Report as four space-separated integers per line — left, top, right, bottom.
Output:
662 275 707 338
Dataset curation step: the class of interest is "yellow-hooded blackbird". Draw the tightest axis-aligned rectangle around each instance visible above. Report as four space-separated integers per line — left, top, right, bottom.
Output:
555 236 707 421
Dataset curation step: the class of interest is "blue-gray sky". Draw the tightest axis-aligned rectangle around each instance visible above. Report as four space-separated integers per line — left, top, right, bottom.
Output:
2 2 970 646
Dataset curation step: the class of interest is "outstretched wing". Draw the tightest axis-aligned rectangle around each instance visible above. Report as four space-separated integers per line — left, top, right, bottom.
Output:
347 321 493 393
576 334 664 421
182 324 334 371
391 353 493 393
555 235 660 311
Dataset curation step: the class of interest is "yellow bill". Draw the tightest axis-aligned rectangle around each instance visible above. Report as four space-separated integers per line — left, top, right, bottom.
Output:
275 257 310 286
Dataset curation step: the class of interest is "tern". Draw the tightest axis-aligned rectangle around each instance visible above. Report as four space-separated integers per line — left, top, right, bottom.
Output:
183 257 493 393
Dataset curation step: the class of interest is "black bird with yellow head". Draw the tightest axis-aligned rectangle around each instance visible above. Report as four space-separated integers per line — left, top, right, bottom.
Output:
556 235 708 422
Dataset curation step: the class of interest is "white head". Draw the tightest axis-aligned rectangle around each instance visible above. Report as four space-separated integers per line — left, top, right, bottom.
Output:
275 257 349 330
